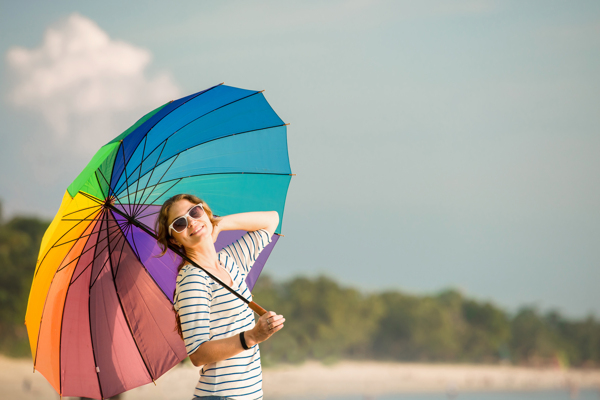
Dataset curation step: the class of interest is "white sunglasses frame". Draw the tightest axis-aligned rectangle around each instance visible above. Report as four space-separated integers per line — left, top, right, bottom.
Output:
168 203 205 236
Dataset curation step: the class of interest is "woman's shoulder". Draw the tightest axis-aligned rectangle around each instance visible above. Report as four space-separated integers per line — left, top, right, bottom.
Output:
177 264 210 285
218 229 272 257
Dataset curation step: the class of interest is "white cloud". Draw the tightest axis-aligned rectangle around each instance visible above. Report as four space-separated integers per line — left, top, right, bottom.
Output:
6 13 181 153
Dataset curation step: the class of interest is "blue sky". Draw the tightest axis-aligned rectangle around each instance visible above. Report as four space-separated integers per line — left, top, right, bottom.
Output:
1 0 599 317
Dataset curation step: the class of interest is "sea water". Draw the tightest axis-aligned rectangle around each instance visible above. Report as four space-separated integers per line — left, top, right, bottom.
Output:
300 390 600 400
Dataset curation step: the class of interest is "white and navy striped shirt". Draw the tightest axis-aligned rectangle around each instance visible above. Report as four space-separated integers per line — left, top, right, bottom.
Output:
174 229 272 400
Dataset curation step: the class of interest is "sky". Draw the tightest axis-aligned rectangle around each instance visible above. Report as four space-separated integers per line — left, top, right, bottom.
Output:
1 0 599 318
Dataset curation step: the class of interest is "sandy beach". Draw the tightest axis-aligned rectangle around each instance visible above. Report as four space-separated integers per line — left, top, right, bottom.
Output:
2 356 600 399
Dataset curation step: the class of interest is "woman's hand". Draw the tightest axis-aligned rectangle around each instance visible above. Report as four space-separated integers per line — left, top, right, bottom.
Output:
245 311 285 347
211 216 223 243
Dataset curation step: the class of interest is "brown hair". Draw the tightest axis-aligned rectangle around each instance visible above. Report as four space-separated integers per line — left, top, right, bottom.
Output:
155 193 219 270
155 193 219 337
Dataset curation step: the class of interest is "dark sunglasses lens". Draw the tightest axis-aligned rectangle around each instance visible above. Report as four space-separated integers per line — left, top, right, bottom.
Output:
189 205 203 218
173 217 188 232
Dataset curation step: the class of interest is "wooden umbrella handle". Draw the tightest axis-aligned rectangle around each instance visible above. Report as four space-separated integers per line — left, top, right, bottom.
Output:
248 301 267 316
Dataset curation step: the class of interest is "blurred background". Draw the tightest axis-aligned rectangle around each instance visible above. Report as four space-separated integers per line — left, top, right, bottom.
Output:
1 0 599 398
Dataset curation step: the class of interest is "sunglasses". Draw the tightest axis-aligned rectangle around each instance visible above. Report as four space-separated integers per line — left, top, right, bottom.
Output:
168 204 205 235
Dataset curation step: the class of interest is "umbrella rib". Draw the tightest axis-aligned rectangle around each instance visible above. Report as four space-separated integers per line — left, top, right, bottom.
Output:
136 209 159 220
119 142 135 216
111 84 250 193
88 218 125 289
61 218 105 221
55 223 123 274
53 222 122 248
123 220 143 263
93 168 106 200
134 177 182 220
95 168 128 212
109 220 129 280
88 247 113 289
132 135 149 216
60 210 106 224
114 122 288 199
78 191 105 205
112 140 166 200
69 233 115 286
88 213 106 400
109 84 224 192
133 141 171 218
34 206 103 279
54 231 99 248
104 218 156 382
62 205 102 218
134 154 181 216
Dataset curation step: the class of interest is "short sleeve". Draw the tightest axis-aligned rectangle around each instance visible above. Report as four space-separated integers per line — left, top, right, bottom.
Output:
220 229 272 275
174 267 212 356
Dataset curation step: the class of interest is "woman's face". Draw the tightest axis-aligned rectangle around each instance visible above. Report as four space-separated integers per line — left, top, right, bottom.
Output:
167 199 213 249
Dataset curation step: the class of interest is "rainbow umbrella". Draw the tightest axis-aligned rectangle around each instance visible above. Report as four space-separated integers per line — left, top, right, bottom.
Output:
25 83 292 399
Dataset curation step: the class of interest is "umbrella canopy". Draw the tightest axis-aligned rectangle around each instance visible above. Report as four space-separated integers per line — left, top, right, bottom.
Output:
25 83 292 399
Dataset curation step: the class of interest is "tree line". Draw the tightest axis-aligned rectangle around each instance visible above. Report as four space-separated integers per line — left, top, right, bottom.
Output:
0 206 48 356
0 209 598 366
252 276 599 367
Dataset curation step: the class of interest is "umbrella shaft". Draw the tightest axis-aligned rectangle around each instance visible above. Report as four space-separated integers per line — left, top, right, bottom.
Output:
106 204 266 315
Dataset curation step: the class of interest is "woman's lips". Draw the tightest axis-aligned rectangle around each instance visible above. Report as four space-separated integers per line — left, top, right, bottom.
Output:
191 226 204 236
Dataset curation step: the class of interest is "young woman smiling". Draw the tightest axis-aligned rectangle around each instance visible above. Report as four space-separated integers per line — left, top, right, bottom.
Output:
156 193 284 400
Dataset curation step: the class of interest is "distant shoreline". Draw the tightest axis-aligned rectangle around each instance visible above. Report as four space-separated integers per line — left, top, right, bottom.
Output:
2 356 600 399
262 361 600 398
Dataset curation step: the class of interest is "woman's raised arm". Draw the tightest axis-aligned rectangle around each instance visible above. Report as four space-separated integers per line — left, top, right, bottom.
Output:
212 211 279 242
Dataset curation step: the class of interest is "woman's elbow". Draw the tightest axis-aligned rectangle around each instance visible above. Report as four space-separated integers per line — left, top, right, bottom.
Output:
267 211 279 236
189 345 209 366
190 359 204 367
189 352 203 367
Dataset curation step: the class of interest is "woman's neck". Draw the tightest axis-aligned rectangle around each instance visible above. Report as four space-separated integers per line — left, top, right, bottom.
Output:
185 240 219 270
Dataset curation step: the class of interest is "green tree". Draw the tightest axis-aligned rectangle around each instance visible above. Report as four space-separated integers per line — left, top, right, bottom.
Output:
461 299 510 362
510 308 557 363
373 290 463 361
0 206 49 356
253 275 383 364
545 311 600 366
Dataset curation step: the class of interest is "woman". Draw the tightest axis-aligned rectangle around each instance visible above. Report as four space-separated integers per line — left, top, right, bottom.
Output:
156 194 284 400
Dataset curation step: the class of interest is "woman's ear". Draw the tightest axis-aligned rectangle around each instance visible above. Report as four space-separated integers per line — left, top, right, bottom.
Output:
169 237 181 247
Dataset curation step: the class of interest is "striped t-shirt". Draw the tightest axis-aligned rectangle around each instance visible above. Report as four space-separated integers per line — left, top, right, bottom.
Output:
174 229 272 400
